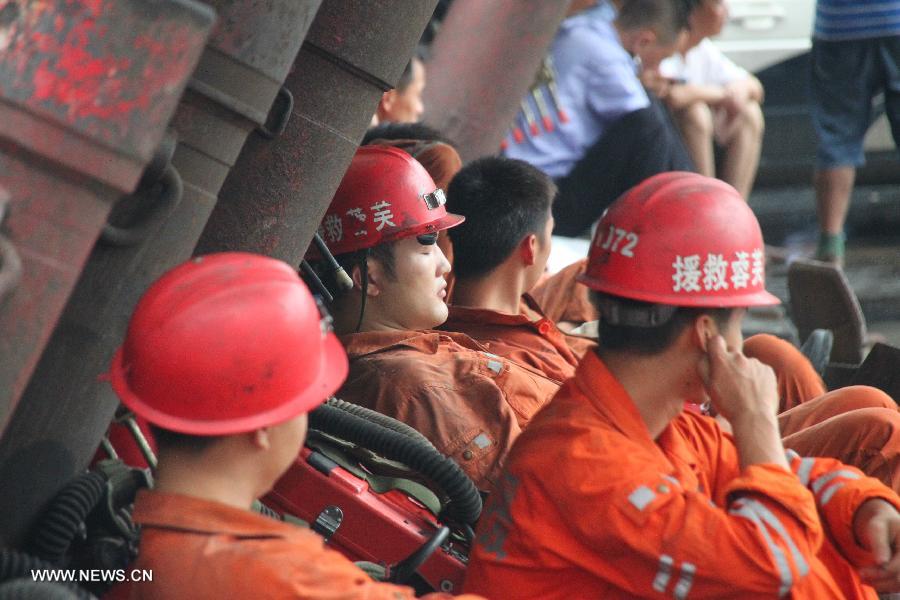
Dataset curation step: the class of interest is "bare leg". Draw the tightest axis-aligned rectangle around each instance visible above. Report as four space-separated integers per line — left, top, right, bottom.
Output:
673 101 715 177
814 166 856 234
719 102 764 200
813 166 855 263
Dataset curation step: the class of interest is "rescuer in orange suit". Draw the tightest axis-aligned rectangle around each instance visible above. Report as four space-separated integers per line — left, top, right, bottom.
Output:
464 173 900 599
532 262 900 491
306 145 560 492
439 156 593 384
107 253 477 599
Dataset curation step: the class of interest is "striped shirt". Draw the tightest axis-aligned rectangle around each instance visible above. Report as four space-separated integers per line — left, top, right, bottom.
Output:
814 0 900 41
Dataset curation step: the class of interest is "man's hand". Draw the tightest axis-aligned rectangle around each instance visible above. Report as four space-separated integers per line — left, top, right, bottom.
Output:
856 499 900 592
698 335 786 471
698 335 779 424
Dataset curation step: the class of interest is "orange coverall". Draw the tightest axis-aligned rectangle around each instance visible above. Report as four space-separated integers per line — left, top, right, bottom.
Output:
441 295 592 384
742 334 900 491
338 330 560 491
125 490 463 599
529 258 595 326
464 352 900 599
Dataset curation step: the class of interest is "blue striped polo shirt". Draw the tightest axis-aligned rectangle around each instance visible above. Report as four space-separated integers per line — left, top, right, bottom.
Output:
814 0 900 41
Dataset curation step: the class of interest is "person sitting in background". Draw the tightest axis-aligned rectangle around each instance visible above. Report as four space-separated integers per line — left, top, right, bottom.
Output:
464 172 900 598
651 0 765 200
305 146 560 492
504 0 694 236
110 253 464 599
440 157 593 384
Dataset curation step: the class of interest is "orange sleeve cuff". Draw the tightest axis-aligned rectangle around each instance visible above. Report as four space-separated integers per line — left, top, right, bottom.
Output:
725 463 821 533
820 476 900 567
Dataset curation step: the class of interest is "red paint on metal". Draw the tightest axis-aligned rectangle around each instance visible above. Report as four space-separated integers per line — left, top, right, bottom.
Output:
0 0 215 160
0 0 214 437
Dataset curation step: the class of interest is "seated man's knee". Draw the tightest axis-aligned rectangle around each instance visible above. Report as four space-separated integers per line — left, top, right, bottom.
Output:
832 385 897 412
678 101 714 137
737 101 764 136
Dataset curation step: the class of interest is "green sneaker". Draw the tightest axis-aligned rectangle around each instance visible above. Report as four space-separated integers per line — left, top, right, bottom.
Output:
816 232 845 266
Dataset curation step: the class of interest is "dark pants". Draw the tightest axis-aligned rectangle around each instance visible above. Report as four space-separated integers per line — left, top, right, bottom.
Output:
552 98 695 237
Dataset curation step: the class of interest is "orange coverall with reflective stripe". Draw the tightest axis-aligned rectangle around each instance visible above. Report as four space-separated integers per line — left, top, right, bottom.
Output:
125 490 472 599
338 330 560 491
464 352 900 599
742 334 900 492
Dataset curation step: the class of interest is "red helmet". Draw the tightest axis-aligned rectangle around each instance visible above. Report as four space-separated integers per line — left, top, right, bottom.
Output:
109 253 348 435
315 145 465 256
578 172 779 308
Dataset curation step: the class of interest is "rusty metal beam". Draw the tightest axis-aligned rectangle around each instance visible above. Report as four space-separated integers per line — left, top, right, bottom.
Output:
422 0 572 162
0 0 214 432
194 0 440 264
0 0 320 547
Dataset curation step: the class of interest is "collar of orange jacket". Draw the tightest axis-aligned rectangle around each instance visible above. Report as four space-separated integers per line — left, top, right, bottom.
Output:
132 489 294 539
445 294 549 328
576 350 700 471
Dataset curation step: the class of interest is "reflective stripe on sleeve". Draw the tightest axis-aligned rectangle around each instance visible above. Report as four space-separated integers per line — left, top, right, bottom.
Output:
652 554 674 593
742 498 810 578
819 482 845 506
729 499 793 597
811 470 860 495
673 562 696 600
795 458 816 487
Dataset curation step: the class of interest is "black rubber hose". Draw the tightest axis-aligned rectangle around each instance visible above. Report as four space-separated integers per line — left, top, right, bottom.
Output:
325 397 436 449
26 472 106 565
0 551 95 599
309 404 482 525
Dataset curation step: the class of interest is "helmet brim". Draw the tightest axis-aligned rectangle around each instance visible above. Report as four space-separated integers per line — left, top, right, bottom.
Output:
108 331 349 436
577 274 782 308
428 211 465 233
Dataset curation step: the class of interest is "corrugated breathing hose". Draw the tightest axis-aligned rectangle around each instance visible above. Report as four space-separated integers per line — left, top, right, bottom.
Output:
26 472 106 565
324 397 436 449
309 403 482 525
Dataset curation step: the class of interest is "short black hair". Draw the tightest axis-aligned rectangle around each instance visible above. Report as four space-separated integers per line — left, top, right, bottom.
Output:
447 157 556 280
361 121 455 147
591 292 734 355
149 424 223 454
617 0 689 44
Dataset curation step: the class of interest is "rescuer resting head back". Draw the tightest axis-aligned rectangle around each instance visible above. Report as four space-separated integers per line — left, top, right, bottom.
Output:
307 145 464 334
109 252 347 505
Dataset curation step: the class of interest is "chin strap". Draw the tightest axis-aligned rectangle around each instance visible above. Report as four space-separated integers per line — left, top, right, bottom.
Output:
355 249 370 333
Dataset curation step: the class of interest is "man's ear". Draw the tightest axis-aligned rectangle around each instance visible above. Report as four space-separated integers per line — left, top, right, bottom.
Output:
350 259 382 297
691 313 717 353
378 90 397 120
519 234 538 267
634 29 658 56
251 428 271 451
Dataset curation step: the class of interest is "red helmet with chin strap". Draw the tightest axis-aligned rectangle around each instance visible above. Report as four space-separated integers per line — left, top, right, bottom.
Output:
314 145 465 256
109 252 348 435
578 172 780 309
